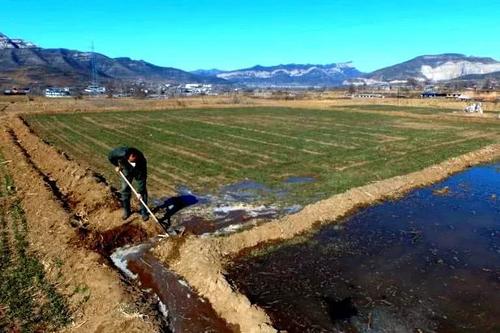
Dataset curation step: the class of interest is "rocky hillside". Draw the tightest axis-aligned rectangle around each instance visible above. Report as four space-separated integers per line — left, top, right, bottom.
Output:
368 54 500 82
0 33 226 88
194 63 363 87
0 32 37 49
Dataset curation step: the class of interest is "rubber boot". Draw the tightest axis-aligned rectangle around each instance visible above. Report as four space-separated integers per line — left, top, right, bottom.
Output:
122 199 131 220
139 192 149 221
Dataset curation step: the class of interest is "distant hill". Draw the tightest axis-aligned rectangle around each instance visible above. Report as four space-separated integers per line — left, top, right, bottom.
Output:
367 54 500 82
191 69 225 77
194 63 363 87
456 71 500 81
0 33 227 88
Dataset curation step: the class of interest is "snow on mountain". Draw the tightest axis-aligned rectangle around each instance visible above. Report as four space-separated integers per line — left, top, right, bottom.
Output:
212 63 362 87
219 63 354 79
0 33 37 49
420 61 500 81
3 32 497 88
0 32 227 87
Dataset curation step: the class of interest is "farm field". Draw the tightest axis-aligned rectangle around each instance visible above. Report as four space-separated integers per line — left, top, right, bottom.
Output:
24 106 500 206
4 103 500 332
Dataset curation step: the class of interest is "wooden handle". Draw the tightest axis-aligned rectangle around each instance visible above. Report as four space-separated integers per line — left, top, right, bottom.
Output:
119 171 159 223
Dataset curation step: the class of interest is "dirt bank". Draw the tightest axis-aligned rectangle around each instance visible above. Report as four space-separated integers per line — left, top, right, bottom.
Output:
152 144 500 332
0 115 162 332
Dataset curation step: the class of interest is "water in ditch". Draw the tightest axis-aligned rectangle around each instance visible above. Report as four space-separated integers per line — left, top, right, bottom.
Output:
226 163 500 332
109 175 316 332
111 240 237 332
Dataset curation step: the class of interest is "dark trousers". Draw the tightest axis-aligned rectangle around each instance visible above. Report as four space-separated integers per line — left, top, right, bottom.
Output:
121 170 148 216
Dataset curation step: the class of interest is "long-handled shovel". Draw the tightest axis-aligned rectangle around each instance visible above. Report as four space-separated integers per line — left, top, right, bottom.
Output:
118 170 161 225
118 171 187 236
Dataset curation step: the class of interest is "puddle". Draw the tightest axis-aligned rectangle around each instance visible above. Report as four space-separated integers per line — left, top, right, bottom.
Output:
153 177 313 236
226 163 500 332
111 241 236 332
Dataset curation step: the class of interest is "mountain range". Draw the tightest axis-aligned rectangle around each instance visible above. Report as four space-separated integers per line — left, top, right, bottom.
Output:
193 63 363 87
1 32 499 89
0 32 225 88
197 55 500 86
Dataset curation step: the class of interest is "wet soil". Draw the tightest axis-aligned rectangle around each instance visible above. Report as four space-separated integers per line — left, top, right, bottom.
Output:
179 212 264 236
74 222 150 257
163 178 308 236
227 163 500 333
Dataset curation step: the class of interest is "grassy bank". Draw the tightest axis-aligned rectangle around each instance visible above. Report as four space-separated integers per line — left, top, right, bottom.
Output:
0 153 70 332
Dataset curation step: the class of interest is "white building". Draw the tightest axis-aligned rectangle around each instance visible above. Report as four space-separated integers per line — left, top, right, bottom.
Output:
352 93 385 99
84 85 106 94
183 83 213 95
45 87 71 98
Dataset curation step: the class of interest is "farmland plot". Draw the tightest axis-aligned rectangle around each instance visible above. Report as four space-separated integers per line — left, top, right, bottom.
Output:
24 107 500 205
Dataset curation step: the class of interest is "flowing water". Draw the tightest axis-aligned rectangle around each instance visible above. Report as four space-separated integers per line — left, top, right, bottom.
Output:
156 177 311 236
109 177 314 332
111 240 236 332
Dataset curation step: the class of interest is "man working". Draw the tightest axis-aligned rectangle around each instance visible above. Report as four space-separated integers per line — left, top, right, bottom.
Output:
108 146 149 221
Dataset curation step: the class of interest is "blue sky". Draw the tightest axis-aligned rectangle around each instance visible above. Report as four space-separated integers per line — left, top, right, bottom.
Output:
2 0 499 72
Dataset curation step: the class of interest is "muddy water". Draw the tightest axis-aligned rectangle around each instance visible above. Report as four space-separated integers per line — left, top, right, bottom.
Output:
111 241 236 332
156 178 308 236
227 164 500 333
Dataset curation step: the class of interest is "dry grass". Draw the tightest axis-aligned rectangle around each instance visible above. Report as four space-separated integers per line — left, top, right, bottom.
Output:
0 91 499 115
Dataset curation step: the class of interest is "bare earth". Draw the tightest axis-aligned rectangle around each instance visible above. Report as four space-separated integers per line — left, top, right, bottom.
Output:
0 116 163 332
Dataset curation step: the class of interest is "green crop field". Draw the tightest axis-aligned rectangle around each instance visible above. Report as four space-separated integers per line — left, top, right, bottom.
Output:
24 107 500 205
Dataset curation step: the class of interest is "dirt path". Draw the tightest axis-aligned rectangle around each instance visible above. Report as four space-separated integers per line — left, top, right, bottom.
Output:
152 143 500 333
0 115 163 332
